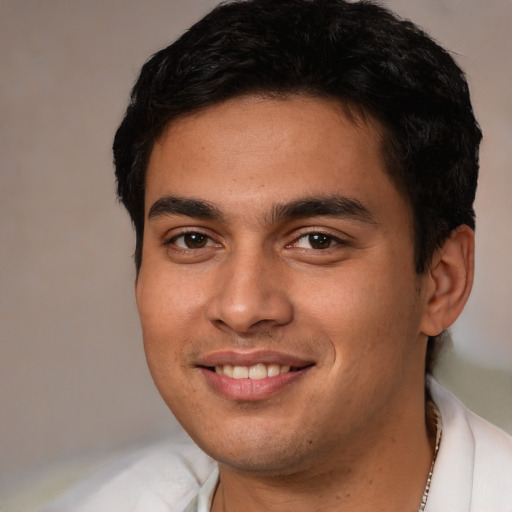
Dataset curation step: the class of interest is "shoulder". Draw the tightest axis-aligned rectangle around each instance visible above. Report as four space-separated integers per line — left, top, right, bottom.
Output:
39 440 216 512
427 376 512 511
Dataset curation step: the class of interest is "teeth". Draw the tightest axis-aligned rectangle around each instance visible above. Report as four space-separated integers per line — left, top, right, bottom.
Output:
214 363 292 379
248 363 267 380
232 366 249 379
267 364 281 377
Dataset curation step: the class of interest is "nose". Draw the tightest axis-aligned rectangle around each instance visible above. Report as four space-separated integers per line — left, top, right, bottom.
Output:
206 249 293 335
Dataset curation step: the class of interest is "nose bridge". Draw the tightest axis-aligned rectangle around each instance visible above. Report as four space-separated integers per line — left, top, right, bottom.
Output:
207 243 293 334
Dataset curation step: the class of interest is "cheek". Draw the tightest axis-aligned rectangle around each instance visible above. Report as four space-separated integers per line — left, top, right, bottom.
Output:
136 281 192 410
137 266 202 331
296 264 395 324
299 259 421 356
136 266 215 385
136 273 184 366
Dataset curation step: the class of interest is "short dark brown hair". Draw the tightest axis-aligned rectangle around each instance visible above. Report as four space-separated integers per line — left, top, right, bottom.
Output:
113 0 481 373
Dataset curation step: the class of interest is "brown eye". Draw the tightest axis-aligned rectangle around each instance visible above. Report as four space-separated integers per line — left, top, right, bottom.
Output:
172 232 210 249
291 232 341 250
308 233 333 249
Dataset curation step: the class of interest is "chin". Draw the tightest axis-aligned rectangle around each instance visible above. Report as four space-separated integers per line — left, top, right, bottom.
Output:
189 422 319 476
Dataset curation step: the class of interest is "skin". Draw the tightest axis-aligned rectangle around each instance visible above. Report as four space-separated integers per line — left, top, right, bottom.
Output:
136 95 474 511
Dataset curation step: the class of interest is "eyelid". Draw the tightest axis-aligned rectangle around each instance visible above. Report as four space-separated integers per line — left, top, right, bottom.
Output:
164 228 221 249
285 227 352 249
294 233 341 249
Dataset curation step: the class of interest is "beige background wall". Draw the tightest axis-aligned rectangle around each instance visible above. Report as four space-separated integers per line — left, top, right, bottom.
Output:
1 0 511 509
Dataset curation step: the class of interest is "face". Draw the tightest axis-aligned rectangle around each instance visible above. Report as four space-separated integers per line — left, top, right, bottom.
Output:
137 96 431 475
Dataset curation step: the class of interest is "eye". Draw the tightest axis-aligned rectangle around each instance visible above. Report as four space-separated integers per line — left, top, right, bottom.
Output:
293 233 341 250
170 232 215 249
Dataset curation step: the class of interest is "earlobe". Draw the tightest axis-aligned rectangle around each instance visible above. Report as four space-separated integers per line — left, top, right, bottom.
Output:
420 225 475 336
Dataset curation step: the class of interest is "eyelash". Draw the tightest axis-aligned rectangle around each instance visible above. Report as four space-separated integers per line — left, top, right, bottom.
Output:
288 232 348 251
165 231 219 251
165 230 348 252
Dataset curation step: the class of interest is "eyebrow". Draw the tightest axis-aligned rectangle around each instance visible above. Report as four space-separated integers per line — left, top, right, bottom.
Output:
147 194 376 225
148 196 223 221
268 196 377 225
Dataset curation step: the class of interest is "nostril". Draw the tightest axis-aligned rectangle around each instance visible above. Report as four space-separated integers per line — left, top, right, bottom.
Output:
210 316 291 337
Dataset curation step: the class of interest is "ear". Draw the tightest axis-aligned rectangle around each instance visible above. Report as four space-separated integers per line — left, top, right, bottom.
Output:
420 225 475 337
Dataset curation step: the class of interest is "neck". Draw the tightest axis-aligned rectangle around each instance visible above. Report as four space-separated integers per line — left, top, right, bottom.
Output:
211 390 435 512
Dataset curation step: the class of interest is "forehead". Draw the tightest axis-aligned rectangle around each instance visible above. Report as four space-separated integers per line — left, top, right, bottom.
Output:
145 95 408 225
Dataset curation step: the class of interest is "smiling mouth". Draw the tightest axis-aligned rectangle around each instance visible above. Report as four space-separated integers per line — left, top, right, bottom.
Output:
211 363 302 379
205 363 312 380
199 359 314 401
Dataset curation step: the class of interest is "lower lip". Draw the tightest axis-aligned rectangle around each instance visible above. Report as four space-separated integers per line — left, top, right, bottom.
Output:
200 367 311 401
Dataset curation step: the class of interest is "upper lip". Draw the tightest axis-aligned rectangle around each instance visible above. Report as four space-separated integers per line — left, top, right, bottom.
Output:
196 350 315 368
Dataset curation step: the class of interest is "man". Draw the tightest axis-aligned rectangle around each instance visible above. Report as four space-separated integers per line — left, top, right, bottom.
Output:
43 0 512 511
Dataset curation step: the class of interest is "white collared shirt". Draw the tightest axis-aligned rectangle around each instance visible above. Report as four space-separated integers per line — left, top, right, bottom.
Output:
41 378 512 512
